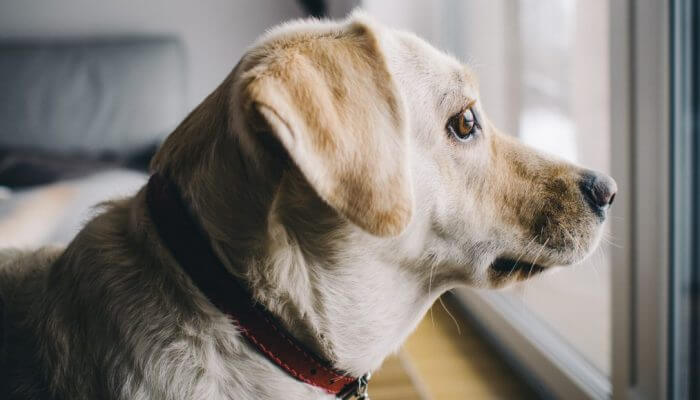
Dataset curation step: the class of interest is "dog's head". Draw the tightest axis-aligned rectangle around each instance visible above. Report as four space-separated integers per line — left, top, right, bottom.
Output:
156 13 616 291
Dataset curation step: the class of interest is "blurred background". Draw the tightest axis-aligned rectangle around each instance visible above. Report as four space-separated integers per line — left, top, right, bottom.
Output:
0 1 696 399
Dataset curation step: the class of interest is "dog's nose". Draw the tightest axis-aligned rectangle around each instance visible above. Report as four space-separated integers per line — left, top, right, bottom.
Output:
580 171 618 211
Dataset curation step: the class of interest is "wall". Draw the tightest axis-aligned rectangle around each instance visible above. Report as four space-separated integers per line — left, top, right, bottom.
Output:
362 0 440 43
0 0 307 109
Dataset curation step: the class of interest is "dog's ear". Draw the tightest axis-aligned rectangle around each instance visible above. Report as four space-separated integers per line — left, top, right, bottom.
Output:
242 22 412 236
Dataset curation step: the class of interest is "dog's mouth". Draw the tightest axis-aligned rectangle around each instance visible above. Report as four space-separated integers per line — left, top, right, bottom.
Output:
489 257 548 280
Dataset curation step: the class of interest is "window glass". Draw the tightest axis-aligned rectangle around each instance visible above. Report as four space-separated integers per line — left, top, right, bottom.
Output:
439 0 612 374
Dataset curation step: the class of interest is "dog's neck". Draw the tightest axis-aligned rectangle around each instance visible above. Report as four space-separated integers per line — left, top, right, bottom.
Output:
156 131 435 376
187 164 438 376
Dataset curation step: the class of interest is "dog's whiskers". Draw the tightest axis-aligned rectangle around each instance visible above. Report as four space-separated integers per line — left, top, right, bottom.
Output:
589 248 603 287
438 294 461 335
520 237 549 301
562 226 577 252
526 237 549 281
601 231 623 249
428 260 438 327
508 235 539 279
520 229 547 298
601 237 622 249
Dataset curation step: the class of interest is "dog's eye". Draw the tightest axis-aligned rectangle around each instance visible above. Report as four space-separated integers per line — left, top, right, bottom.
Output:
447 107 480 142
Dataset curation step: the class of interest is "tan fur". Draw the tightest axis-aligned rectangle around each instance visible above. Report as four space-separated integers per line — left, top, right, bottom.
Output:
241 21 412 236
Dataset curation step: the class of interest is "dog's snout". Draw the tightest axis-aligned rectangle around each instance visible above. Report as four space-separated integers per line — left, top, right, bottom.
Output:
580 171 617 212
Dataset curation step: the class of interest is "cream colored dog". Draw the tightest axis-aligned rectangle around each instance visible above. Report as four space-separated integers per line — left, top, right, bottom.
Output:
0 12 616 400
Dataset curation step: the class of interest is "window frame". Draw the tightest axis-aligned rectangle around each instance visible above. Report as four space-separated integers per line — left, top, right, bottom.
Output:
611 0 670 398
670 0 699 397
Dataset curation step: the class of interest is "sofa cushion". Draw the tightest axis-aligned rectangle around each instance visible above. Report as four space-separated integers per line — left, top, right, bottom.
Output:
0 37 186 154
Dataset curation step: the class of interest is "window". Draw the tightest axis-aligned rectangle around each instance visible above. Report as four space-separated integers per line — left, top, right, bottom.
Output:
506 0 612 376
438 0 613 378
366 0 696 398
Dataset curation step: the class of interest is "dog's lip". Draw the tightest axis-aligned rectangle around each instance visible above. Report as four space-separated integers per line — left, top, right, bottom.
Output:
490 256 548 276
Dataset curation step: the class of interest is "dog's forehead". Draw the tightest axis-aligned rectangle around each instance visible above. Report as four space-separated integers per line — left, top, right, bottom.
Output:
380 28 479 108
392 31 467 75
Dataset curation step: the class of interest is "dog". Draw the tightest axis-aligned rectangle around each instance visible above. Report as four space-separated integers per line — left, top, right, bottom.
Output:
0 12 616 400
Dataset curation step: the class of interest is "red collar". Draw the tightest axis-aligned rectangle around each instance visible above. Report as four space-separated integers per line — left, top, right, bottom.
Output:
145 173 368 399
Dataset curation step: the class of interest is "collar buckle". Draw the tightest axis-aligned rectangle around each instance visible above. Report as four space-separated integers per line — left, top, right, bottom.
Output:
338 372 371 400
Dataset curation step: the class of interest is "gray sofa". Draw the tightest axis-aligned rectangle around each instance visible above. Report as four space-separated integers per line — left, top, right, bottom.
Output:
0 37 187 247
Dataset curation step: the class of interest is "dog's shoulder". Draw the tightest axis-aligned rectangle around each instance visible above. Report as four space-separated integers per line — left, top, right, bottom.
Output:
0 246 61 307
0 246 62 283
0 246 63 400
0 247 63 311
